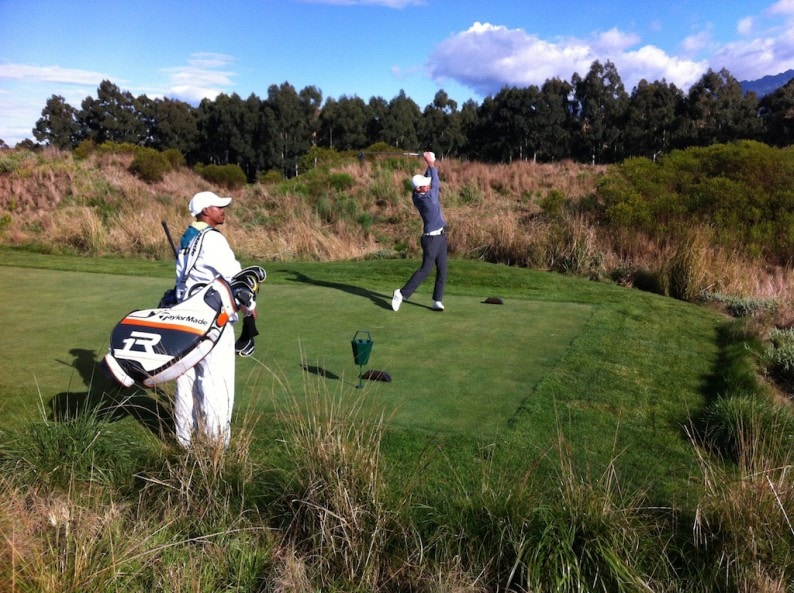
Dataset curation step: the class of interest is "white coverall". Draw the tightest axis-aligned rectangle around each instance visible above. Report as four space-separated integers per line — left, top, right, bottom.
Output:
174 228 241 448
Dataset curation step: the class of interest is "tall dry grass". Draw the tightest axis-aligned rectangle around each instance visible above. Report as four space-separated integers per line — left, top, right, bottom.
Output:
690 415 793 593
269 378 395 591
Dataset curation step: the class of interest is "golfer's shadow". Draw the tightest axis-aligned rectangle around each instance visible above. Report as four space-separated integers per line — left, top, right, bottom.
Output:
48 348 173 438
283 270 432 310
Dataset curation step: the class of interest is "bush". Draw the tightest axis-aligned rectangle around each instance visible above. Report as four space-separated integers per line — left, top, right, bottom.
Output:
162 148 185 169
98 141 137 155
257 169 284 184
129 147 171 183
766 328 794 389
195 163 247 189
538 189 566 219
329 172 354 191
596 142 794 266
299 146 344 172
700 292 779 318
73 138 97 160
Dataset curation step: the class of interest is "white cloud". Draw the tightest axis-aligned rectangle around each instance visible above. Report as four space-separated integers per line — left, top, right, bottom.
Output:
680 29 714 56
737 17 754 36
428 5 794 100
593 28 641 53
428 22 705 96
0 65 111 146
0 63 109 86
769 0 794 16
161 53 237 104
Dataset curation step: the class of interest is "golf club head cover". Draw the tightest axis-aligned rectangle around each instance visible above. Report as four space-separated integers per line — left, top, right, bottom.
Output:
230 265 266 309
103 276 237 388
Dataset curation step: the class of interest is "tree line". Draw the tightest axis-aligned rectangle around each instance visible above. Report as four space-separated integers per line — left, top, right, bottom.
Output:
26 59 794 179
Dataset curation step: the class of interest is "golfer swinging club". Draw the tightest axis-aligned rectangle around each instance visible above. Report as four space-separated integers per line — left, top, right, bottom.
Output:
392 151 447 312
174 191 254 448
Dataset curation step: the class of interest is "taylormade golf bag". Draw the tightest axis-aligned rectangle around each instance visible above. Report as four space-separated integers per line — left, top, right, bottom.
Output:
104 266 266 388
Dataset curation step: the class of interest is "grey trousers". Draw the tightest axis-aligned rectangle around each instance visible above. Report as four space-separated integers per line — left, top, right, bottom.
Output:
401 233 448 302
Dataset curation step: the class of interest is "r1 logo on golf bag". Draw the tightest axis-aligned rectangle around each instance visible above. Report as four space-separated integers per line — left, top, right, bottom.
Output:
120 331 162 353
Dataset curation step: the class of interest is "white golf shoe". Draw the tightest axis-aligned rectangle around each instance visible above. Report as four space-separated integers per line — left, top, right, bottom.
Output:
432 301 445 311
392 289 403 311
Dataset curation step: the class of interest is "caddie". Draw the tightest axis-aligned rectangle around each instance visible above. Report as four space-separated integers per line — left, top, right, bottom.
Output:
174 190 253 448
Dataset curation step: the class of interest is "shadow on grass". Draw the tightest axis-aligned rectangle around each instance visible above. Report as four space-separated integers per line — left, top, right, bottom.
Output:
282 269 433 310
49 348 173 439
301 364 340 379
683 320 763 456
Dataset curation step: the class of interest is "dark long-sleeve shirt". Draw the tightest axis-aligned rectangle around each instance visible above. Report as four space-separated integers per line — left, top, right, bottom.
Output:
411 166 446 233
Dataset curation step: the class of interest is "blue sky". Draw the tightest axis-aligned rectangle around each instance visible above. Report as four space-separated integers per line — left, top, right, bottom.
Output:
1 0 793 146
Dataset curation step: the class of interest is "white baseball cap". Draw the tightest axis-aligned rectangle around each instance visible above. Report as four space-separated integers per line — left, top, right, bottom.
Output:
189 191 232 216
411 174 432 190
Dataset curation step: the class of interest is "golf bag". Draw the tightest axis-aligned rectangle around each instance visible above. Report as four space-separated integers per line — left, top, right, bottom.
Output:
104 266 266 388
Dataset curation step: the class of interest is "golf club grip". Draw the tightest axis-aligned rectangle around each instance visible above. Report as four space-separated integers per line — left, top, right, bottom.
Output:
162 220 178 258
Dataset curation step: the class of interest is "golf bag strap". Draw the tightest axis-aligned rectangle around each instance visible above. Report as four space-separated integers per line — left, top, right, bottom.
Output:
176 227 220 302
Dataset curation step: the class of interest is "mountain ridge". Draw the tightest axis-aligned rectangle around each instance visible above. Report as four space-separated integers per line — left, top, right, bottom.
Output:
740 69 794 96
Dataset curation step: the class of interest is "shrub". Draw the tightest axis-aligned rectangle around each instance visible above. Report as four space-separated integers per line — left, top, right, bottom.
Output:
258 169 284 184
538 189 566 219
700 292 779 318
766 328 794 389
129 147 171 183
329 172 354 191
161 148 184 169
596 142 794 266
299 146 344 171
0 149 36 174
73 138 97 160
195 163 247 189
98 142 137 155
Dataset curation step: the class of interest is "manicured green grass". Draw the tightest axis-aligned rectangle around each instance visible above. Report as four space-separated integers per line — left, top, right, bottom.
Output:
0 249 725 504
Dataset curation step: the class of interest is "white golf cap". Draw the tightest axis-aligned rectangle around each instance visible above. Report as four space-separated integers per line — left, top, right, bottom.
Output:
189 191 232 216
411 174 432 190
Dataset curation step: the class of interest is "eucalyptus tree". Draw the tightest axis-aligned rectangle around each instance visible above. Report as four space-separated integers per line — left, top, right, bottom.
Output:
456 98 480 158
759 78 794 147
366 96 388 145
264 82 319 177
572 60 629 163
470 94 500 161
299 85 323 150
683 68 763 147
537 77 575 161
320 95 370 150
195 92 259 177
623 79 685 159
141 97 199 156
380 90 421 150
505 86 541 161
33 95 81 149
78 80 148 145
419 89 465 158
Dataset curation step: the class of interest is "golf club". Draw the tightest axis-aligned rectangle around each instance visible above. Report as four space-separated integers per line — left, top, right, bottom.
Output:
161 220 178 258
